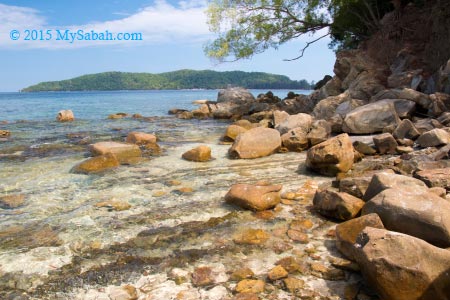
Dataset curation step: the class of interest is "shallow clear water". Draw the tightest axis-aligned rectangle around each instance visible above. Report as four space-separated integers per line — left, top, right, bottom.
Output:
0 90 354 299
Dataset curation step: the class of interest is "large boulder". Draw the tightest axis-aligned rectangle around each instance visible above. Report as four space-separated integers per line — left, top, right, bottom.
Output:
281 128 309 152
339 169 395 198
362 188 450 247
225 183 282 211
217 87 255 104
313 188 365 221
415 168 450 191
342 100 400 134
72 153 120 174
307 120 331 146
416 128 450 148
229 127 281 159
275 113 312 135
89 141 142 163
223 125 249 142
371 88 431 111
56 110 74 122
392 119 420 140
335 213 384 260
305 133 354 176
182 145 212 162
363 172 428 201
312 92 351 120
354 227 450 300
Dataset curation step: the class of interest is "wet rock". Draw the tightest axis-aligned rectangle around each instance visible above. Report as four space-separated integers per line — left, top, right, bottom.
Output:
307 120 331 146
363 172 428 201
275 257 307 274
191 266 213 287
90 141 142 163
275 113 312 135
0 130 10 137
268 265 288 281
342 100 400 134
0 224 62 249
354 227 450 300
0 194 25 209
95 199 131 211
217 87 255 104
287 229 309 243
223 125 248 142
392 119 420 140
168 108 187 115
362 188 450 247
313 188 365 221
415 168 450 190
232 293 259 300
352 141 376 155
373 133 397 154
306 133 354 176
72 153 120 174
182 145 212 162
417 128 450 147
224 183 281 211
233 229 270 245
289 219 314 231
56 110 74 122
235 279 265 293
281 128 309 152
229 127 281 159
282 277 305 294
132 113 143 119
230 268 255 281
108 113 128 119
177 111 194 120
126 132 157 145
335 213 385 260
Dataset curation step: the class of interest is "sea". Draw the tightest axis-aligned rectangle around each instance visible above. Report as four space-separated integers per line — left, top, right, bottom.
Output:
0 89 342 299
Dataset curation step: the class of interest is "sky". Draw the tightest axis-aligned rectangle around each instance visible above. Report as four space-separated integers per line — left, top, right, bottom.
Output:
0 0 336 92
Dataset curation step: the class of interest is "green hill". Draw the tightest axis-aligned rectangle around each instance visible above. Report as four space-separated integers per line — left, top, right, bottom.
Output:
21 70 312 92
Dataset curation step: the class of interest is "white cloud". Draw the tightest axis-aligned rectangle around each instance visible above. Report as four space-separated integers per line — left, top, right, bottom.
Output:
0 0 210 49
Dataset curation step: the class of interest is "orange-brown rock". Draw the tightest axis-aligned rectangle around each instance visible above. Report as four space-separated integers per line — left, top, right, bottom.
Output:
56 110 74 122
313 188 365 221
225 183 282 211
89 141 141 163
235 279 265 293
191 266 213 287
229 127 281 159
0 194 25 209
230 268 255 281
268 265 288 281
95 199 131 211
72 153 120 174
0 130 10 137
233 229 270 245
126 132 157 145
181 145 212 162
306 133 354 176
223 124 248 142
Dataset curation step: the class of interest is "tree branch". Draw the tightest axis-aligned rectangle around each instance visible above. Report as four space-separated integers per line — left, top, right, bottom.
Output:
283 32 330 61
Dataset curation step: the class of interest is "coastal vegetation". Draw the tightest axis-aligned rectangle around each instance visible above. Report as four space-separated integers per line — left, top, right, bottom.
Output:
21 70 312 92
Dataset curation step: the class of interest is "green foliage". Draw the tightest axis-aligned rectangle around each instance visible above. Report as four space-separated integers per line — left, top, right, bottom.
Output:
205 0 401 61
22 70 312 92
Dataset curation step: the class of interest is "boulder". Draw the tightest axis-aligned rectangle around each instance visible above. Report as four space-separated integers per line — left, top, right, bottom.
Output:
217 87 255 104
362 188 450 247
275 113 312 135
373 133 397 155
0 130 10 137
415 168 450 191
168 108 187 115
372 88 431 111
56 110 74 122
89 142 142 163
342 100 400 134
225 183 282 211
353 141 376 155
363 172 428 201
335 213 384 260
177 111 194 119
335 99 367 117
273 110 290 127
0 194 25 209
306 133 354 176
392 119 420 140
229 127 281 159
313 188 365 221
281 128 309 152
312 93 351 120
126 132 157 145
354 227 450 300
437 112 450 127
414 118 443 134
307 120 331 146
182 145 212 162
417 128 450 148
339 169 396 198
223 125 248 142
72 153 120 174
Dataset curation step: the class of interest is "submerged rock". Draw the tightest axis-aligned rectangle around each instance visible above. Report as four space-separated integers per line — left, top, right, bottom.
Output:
233 229 270 245
56 110 74 122
225 183 282 211
90 141 142 163
305 133 354 176
72 153 120 174
126 132 157 145
354 227 450 300
0 194 25 209
229 127 281 159
182 145 212 162
0 130 10 137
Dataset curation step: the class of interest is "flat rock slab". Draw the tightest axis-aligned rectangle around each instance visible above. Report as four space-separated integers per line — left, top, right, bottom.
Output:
89 141 142 163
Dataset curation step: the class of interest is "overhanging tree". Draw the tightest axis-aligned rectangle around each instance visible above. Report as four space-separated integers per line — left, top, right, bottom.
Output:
204 0 401 61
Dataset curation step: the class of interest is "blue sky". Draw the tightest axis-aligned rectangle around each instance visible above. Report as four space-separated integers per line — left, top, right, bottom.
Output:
0 0 335 92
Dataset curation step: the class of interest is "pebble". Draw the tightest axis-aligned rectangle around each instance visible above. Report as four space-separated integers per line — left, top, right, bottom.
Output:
95 199 131 211
191 266 214 287
268 265 288 281
233 229 270 245
235 279 265 293
230 268 255 281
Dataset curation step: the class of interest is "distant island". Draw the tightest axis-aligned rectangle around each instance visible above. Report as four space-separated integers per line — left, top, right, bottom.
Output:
21 70 312 92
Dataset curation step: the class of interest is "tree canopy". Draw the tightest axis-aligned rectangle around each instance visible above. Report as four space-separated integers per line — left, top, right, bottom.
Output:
204 0 401 61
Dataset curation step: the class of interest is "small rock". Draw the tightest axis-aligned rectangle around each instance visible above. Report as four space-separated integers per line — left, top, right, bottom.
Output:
182 145 212 162
173 187 194 194
287 230 309 243
225 183 282 211
191 266 213 287
230 268 254 281
235 280 265 294
275 257 307 274
268 265 288 281
313 188 365 221
289 219 313 231
233 229 270 245
396 145 413 153
126 132 157 145
417 128 450 147
0 130 10 137
152 190 166 197
95 199 131 211
373 133 397 154
0 194 25 209
56 110 74 122
282 277 305 294
353 141 376 155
